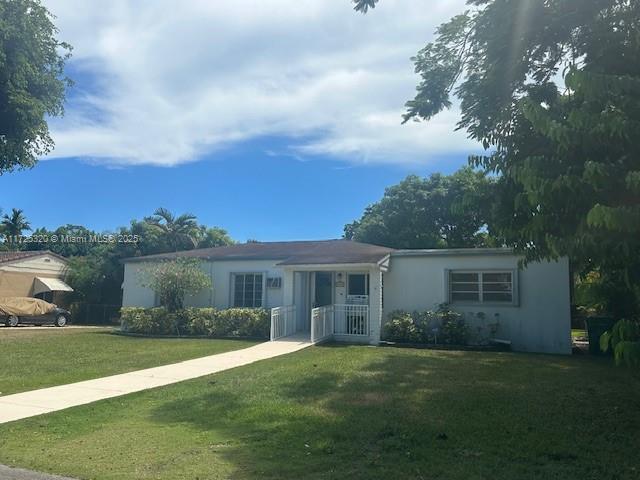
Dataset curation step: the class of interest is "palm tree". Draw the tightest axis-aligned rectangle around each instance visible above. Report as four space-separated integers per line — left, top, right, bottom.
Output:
145 208 199 252
1 208 31 250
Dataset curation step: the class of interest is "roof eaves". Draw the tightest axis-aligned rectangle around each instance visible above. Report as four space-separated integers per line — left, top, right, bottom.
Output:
391 247 515 257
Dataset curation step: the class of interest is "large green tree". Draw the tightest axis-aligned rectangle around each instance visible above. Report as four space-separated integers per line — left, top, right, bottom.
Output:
196 226 235 249
345 167 496 249
0 0 72 173
358 0 640 316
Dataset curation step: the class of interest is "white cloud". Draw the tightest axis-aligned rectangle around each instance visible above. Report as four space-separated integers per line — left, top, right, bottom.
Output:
44 0 474 167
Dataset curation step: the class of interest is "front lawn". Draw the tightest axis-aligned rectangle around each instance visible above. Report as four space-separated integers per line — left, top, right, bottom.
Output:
1 345 639 479
0 327 258 395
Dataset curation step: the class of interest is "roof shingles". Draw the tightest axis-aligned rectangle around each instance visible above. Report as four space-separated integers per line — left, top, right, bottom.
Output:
124 240 393 266
0 250 61 265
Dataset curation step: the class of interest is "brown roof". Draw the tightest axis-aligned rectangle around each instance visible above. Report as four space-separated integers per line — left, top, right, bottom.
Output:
0 250 67 265
123 240 394 266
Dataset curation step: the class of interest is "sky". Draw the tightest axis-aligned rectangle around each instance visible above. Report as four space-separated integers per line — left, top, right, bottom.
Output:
0 0 476 242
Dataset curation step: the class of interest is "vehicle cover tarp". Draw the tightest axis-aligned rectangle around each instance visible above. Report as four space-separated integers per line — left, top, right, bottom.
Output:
0 297 56 316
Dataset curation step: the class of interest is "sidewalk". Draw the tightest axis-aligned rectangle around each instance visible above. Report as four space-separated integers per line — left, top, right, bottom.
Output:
0 464 77 480
0 335 311 424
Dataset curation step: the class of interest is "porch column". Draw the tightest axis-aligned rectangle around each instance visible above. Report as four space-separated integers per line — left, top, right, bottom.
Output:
283 269 294 306
369 267 383 344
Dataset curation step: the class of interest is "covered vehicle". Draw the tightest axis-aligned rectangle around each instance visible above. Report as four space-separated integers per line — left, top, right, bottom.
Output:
0 297 70 327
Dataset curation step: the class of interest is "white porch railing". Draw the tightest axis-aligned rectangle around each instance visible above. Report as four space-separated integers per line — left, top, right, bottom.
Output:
334 304 369 336
311 305 334 344
270 305 296 341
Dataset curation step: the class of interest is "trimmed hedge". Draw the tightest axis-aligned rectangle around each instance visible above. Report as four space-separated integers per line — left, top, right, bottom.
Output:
120 307 270 338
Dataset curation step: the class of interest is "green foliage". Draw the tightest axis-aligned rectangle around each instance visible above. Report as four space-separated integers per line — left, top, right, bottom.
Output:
145 207 200 252
139 258 212 312
601 319 640 367
120 306 270 338
345 167 498 249
383 305 469 345
383 311 423 343
196 226 235 248
120 307 178 336
0 205 236 308
0 0 72 172
1 208 31 249
363 0 640 319
438 305 469 345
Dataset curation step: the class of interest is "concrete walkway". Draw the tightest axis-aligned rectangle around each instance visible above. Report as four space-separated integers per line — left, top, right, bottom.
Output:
0 464 77 480
0 335 311 424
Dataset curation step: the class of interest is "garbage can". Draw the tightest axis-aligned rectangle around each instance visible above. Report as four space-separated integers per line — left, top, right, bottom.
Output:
584 317 616 355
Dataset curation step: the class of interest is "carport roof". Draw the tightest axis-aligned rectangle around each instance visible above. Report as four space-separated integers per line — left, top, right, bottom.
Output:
123 239 394 266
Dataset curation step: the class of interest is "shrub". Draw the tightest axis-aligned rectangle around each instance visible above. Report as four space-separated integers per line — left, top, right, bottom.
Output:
437 304 469 345
120 306 270 338
383 311 422 343
120 307 178 335
601 319 640 367
382 304 470 345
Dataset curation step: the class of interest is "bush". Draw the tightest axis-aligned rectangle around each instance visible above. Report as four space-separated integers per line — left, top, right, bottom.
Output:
383 311 423 343
120 307 270 338
601 319 640 367
382 304 469 345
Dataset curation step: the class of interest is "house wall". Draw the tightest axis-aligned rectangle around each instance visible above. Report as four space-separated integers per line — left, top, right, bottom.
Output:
0 255 69 297
382 254 571 354
122 260 285 309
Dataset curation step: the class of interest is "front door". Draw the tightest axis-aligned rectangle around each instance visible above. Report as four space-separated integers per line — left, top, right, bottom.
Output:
314 272 333 307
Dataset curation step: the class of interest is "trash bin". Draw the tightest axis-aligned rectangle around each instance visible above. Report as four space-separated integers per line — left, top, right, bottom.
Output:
585 317 616 355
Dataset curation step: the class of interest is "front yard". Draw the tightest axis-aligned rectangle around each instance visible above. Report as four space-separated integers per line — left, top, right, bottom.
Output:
0 327 257 395
1 343 639 479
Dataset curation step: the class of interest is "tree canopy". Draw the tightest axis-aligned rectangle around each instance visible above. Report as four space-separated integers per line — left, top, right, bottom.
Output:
0 0 72 173
345 167 496 249
0 206 235 309
358 0 640 316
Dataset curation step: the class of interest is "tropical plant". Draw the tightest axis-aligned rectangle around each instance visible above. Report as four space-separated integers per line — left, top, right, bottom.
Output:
139 258 211 312
145 208 200 252
0 0 72 173
1 208 31 249
600 319 640 367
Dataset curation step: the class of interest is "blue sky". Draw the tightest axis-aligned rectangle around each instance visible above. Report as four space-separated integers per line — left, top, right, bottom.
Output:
0 0 474 242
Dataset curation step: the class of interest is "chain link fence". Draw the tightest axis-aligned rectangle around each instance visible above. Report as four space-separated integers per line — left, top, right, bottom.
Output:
69 302 121 325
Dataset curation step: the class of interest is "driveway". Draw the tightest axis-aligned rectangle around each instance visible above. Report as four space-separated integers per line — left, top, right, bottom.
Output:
0 334 311 424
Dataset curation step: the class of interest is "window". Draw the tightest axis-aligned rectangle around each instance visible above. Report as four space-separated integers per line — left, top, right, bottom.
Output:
266 277 282 289
449 271 514 304
232 273 263 307
348 273 369 296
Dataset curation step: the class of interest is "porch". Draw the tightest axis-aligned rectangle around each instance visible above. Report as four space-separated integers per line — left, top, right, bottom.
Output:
269 266 385 344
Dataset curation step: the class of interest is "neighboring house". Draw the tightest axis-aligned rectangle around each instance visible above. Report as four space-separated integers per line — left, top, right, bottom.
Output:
122 239 571 354
0 251 74 304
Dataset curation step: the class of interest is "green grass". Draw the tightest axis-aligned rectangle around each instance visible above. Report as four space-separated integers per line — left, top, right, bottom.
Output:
1 345 639 479
0 327 258 395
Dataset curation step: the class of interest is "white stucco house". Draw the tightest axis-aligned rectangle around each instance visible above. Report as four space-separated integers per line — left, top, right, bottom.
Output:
122 239 571 354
